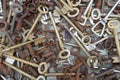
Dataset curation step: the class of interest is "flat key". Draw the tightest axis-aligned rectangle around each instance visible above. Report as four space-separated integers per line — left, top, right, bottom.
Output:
80 0 94 26
49 12 70 59
108 20 120 58
10 3 23 33
24 5 48 41
91 0 120 36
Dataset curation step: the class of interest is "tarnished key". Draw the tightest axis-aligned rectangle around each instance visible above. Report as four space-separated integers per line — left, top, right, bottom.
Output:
10 3 23 33
79 0 94 26
24 5 48 41
91 0 120 36
49 12 71 59
108 20 120 58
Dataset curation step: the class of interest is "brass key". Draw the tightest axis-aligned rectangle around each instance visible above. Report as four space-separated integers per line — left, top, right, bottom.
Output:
49 12 70 59
3 53 48 74
108 20 120 58
24 5 48 41
2 36 45 52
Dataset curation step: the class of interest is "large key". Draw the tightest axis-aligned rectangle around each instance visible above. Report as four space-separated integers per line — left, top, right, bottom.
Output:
10 3 23 33
49 12 70 59
2 36 45 52
108 20 120 58
24 5 48 41
91 0 120 36
3 53 48 74
79 0 94 26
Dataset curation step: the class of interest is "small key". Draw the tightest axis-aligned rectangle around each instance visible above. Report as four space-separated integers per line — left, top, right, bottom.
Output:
49 12 70 59
24 5 48 41
10 3 23 33
79 0 94 26
108 20 120 58
91 0 120 36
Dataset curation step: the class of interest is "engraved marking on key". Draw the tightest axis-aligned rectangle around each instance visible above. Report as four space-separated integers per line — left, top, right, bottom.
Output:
108 20 120 58
10 3 23 33
91 0 120 36
49 12 70 59
24 5 48 41
79 0 94 26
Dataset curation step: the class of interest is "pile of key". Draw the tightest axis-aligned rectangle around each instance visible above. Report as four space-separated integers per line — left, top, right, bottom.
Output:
0 0 120 80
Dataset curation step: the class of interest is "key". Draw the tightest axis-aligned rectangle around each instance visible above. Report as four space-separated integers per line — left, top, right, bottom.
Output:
0 20 15 45
41 6 49 24
10 3 23 33
2 36 45 52
108 20 120 58
91 0 120 36
64 26 90 58
55 7 84 37
3 61 37 80
49 12 70 59
79 0 94 26
3 53 48 74
24 5 48 41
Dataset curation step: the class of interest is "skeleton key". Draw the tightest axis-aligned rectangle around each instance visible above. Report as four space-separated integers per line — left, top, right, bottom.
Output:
79 0 94 26
3 53 48 74
24 5 48 41
108 20 120 58
0 20 15 45
91 0 120 36
10 3 23 33
49 12 70 59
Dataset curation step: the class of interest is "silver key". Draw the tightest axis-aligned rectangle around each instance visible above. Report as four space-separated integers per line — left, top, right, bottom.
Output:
91 0 120 36
10 3 23 33
80 0 94 26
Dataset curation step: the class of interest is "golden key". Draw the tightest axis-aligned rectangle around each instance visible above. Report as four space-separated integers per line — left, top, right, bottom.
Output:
3 53 48 74
24 5 48 41
49 12 70 59
2 36 45 52
108 20 120 57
